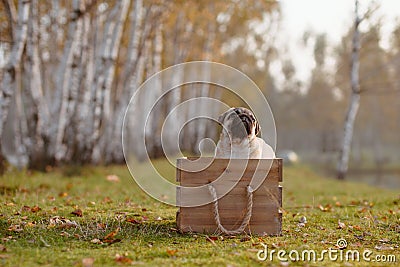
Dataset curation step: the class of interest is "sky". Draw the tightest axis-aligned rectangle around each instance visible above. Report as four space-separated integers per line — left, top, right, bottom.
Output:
273 0 400 88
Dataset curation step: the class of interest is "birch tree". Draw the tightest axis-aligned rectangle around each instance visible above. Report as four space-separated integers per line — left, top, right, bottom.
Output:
90 0 130 163
0 0 30 173
337 0 361 180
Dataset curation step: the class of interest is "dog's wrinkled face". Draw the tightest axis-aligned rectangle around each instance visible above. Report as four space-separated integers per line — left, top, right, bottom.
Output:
218 107 259 140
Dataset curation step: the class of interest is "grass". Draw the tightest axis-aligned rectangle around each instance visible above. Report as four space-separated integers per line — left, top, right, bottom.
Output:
0 160 399 266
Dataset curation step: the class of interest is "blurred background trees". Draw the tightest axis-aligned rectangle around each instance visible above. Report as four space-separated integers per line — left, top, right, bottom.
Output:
0 0 399 184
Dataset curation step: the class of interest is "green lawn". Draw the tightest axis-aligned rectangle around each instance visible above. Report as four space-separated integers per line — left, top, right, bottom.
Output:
0 160 398 266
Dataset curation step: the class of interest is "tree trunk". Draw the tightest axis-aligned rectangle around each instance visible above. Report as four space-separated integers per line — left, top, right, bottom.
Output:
337 0 361 180
53 0 85 162
106 0 145 163
195 8 216 147
0 0 31 174
90 0 130 163
25 0 51 169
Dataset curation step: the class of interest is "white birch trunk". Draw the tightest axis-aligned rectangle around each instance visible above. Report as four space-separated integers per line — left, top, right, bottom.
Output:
0 0 30 172
91 0 130 163
337 0 361 180
28 1 48 135
195 6 216 151
135 37 153 161
73 11 93 161
53 0 85 161
106 0 144 162
0 0 30 136
148 17 163 156
163 12 192 155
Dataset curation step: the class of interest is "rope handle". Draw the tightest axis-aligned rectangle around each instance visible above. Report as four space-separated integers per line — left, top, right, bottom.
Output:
208 184 253 235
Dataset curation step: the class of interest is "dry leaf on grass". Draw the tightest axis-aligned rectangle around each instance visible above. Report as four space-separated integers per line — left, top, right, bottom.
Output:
7 224 23 232
82 257 94 267
49 216 78 228
71 209 83 217
126 218 141 224
166 249 178 256
318 204 332 212
375 245 394 251
106 175 120 182
337 220 346 229
205 235 217 246
91 238 102 244
115 253 132 264
102 228 121 245
58 192 68 197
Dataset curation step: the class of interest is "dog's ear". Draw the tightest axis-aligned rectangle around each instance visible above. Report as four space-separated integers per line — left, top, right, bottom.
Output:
255 120 260 135
218 112 227 124
218 108 235 124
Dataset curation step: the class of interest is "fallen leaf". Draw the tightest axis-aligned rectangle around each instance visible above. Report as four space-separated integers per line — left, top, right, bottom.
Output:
102 228 121 244
115 253 132 264
82 257 94 267
103 228 119 240
97 223 106 230
26 222 36 227
58 192 68 197
0 245 6 252
350 225 362 231
22 205 31 211
205 235 217 246
338 220 346 229
49 216 78 228
375 245 394 251
8 224 23 232
126 218 141 224
102 197 113 203
91 239 102 244
166 249 178 256
155 216 163 221
106 175 120 182
71 209 83 217
318 204 332 212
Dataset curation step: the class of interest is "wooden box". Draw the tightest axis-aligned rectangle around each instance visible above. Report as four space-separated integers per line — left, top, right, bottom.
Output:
176 158 282 235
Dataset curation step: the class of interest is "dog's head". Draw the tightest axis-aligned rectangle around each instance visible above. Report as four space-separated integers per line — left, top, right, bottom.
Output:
218 107 259 140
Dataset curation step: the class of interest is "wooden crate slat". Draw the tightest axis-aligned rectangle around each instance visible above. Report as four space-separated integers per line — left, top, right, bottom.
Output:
177 159 282 185
177 186 281 208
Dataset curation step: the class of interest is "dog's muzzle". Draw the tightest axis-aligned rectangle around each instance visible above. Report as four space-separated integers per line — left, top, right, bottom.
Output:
230 113 253 139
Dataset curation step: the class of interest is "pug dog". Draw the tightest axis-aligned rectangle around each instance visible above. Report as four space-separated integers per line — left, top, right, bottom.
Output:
215 107 275 159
